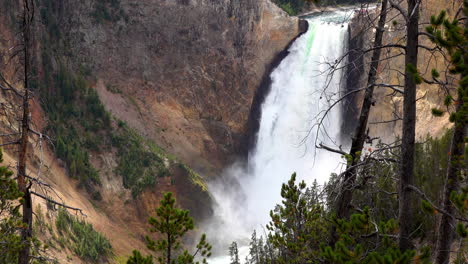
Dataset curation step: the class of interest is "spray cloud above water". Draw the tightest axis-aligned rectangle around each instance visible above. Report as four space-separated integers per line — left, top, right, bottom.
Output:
204 10 356 263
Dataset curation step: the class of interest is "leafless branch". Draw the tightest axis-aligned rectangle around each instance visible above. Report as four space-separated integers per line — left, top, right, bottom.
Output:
30 191 85 216
406 184 468 222
389 0 408 22
317 143 347 156
0 141 19 146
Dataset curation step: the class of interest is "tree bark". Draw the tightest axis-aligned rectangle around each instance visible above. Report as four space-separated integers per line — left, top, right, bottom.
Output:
335 0 389 222
167 234 171 264
18 1 33 263
398 0 419 251
167 215 171 264
434 105 466 264
434 18 468 264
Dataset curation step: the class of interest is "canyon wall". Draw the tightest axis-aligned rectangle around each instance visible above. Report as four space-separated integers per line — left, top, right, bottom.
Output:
344 0 457 143
58 0 300 174
0 0 301 262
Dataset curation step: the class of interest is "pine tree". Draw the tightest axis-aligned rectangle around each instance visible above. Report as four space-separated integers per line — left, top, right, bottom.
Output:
229 242 240 264
0 149 24 263
266 173 326 264
127 250 154 264
425 3 468 262
320 208 430 264
248 230 260 264
143 192 212 264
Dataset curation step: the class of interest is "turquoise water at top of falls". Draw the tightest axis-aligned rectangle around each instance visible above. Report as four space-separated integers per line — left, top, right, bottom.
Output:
302 23 316 74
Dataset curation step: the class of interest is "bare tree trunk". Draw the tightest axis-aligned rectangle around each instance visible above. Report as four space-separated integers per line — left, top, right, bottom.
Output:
334 0 389 222
434 104 466 263
434 18 468 263
398 0 419 251
167 227 171 264
18 1 33 263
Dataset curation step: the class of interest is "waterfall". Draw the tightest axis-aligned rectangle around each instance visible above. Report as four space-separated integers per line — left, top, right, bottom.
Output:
207 10 354 263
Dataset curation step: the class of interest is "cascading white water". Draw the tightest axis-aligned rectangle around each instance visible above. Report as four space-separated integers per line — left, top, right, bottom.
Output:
206 10 354 263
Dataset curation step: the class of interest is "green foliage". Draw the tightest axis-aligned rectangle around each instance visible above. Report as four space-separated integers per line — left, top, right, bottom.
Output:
0 155 52 264
444 95 453 106
36 7 181 198
426 0 468 123
311 0 377 8
406 63 423 84
40 64 108 193
55 208 113 262
180 164 208 192
38 57 198 198
143 192 212 264
111 123 169 197
320 208 426 264
340 133 454 242
266 174 327 264
0 149 24 263
240 132 461 263
38 0 63 41
242 170 434 264
279 2 296 15
431 108 445 116
426 3 468 243
38 0 205 202
431 68 440 79
90 0 128 24
272 0 377 14
127 250 154 264
38 0 108 196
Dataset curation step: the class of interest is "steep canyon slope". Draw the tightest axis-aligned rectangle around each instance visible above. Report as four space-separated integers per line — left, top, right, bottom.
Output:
0 0 300 262
64 0 300 174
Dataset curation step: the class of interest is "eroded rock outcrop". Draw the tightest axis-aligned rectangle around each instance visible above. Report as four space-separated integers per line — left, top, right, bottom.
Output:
57 0 300 174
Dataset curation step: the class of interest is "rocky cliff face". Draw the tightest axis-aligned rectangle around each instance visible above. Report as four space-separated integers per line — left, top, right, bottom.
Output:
55 0 299 174
0 0 301 261
344 0 455 143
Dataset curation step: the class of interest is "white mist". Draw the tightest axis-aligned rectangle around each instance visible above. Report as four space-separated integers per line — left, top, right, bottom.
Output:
206 10 354 263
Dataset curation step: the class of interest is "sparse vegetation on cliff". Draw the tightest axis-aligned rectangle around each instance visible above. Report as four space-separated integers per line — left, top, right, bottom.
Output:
0 149 24 263
90 0 128 24
272 0 307 15
42 64 108 191
34 0 208 201
272 0 378 15
55 208 112 263
112 123 169 198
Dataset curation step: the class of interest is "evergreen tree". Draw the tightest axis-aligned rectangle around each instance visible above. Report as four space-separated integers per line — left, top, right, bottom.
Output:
229 242 240 264
425 3 468 262
127 250 154 264
143 192 212 264
0 149 24 263
266 173 327 264
248 230 260 264
320 208 430 264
